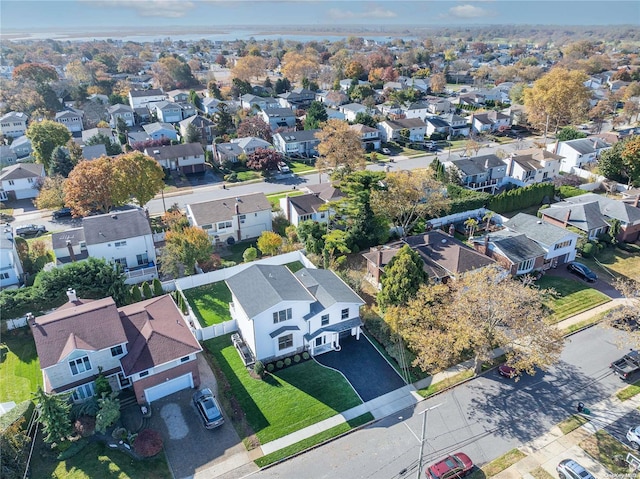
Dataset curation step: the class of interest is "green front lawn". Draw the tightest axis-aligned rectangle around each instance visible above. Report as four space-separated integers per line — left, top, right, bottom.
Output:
30 440 172 479
580 244 640 281
204 335 362 445
266 190 305 208
183 282 233 327
235 170 262 182
0 331 42 403
289 160 316 174
536 276 610 323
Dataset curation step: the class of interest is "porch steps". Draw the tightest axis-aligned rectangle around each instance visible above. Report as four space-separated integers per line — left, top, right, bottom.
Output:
119 394 138 411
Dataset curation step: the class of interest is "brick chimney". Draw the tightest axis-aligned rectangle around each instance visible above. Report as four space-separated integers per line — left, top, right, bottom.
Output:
634 195 639 208
563 209 572 227
235 200 241 241
66 240 76 262
483 234 490 255
377 249 383 267
66 288 77 303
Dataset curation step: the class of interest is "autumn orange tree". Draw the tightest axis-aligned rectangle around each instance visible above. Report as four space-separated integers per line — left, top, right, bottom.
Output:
160 227 213 278
386 267 563 376
35 175 66 210
370 169 450 236
315 119 366 179
281 49 320 83
257 231 283 256
232 55 267 82
112 152 165 207
12 63 58 84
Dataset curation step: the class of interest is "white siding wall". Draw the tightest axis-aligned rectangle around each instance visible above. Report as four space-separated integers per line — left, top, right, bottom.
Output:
252 301 312 361
2 177 39 199
231 294 256 356
45 348 122 391
86 235 156 269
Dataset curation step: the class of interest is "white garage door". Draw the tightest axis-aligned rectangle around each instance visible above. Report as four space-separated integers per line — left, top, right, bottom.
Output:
144 373 193 403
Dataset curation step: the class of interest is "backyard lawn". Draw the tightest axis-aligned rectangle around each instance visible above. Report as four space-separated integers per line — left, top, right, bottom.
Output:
219 240 257 263
30 440 172 479
536 276 610 323
0 331 42 403
204 334 362 444
183 282 233 327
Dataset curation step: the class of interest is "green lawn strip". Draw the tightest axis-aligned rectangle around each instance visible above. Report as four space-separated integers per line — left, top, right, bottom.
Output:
582 245 640 281
563 308 613 334
236 171 262 182
0 332 42 403
536 276 610 323
183 282 233 327
266 190 305 208
579 430 630 474
468 448 527 478
204 335 362 444
30 440 172 479
220 240 257 263
289 161 316 174
254 413 373 468
557 414 590 435
417 370 474 398
616 379 640 401
285 261 305 273
529 467 555 479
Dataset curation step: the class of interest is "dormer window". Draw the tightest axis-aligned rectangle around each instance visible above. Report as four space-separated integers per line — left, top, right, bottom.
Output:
69 356 91 375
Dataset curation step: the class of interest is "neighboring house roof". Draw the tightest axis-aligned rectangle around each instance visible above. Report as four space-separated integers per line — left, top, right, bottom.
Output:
142 122 175 135
450 154 503 176
82 128 113 143
304 183 344 202
82 208 151 245
506 213 576 246
119 295 201 375
215 142 243 157
426 117 450 128
0 162 44 180
32 297 127 369
287 194 324 215
232 136 272 151
383 118 427 130
188 192 271 225
107 104 133 114
130 88 164 98
561 138 610 155
146 143 204 161
473 111 509 123
276 130 320 142
55 109 82 120
542 201 610 232
52 227 86 249
261 107 295 117
82 144 107 160
226 264 315 318
0 111 28 122
179 115 214 129
154 100 180 111
510 148 563 166
350 124 378 135
9 135 31 149
476 231 546 264
558 193 640 225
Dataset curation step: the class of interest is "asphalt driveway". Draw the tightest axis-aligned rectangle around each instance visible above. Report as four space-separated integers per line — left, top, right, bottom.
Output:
148 355 257 479
314 335 406 402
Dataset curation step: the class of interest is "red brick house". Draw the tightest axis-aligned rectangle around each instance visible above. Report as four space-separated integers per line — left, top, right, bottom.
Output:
30 290 201 404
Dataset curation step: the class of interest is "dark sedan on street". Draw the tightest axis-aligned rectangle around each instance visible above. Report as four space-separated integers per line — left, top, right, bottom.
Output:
566 261 597 282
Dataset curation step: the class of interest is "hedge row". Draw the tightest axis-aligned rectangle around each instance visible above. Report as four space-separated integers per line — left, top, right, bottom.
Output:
488 183 554 214
0 400 34 433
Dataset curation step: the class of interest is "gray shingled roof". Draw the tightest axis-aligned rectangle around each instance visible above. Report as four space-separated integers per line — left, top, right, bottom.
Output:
146 143 204 161
542 201 609 232
384 118 427 130
82 208 151 245
294 268 364 309
562 138 609 155
225 264 315 318
52 228 86 249
129 89 164 98
478 231 546 264
287 194 324 215
0 162 44 180
277 130 320 142
269 325 300 338
304 317 363 341
561 193 640 225
506 213 576 246
450 154 503 175
188 192 271 226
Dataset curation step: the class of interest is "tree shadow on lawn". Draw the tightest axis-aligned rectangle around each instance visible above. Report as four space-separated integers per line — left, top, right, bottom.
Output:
3 331 39 365
183 283 232 326
466 361 610 444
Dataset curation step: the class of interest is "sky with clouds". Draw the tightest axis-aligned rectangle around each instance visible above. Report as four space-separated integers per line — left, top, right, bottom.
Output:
1 0 638 34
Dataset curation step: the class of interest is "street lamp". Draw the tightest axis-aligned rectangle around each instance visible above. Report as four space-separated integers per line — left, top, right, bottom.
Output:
416 403 444 479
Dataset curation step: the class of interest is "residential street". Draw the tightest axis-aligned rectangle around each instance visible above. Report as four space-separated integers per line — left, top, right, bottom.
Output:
252 324 633 479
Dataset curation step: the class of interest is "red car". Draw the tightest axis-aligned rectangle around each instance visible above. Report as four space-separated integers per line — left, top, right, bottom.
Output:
498 364 518 379
426 452 474 479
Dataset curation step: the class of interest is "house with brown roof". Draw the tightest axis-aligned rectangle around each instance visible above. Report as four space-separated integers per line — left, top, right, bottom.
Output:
186 192 273 245
503 148 562 186
362 230 496 287
30 290 202 404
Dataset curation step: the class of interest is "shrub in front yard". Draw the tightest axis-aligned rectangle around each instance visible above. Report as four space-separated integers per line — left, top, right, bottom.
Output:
284 358 291 366
276 360 284 369
266 363 275 372
134 429 163 458
302 352 310 360
254 360 265 378
293 354 301 363
74 415 95 437
56 438 89 460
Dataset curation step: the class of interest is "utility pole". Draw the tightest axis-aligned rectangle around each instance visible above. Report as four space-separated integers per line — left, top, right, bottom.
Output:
416 403 443 479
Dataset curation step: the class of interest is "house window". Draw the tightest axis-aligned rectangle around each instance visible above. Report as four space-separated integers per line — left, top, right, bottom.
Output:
8 180 14 185
278 334 293 350
315 337 324 347
139 370 149 378
202 224 212 230
321 314 329 326
0 272 9 280
341 308 349 320
28 178 34 183
273 308 292 324
518 258 535 272
115 241 127 247
72 382 95 402
554 240 572 250
114 257 127 266
217 221 232 230
111 345 123 357
69 356 92 375
180 356 190 363
136 253 149 266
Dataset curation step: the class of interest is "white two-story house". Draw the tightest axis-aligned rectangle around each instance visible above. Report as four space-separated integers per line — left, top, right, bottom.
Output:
504 148 562 186
0 111 28 138
470 111 511 134
145 142 206 174
186 192 273 245
350 124 381 151
226 264 365 362
129 89 166 109
548 137 611 173
0 225 24 289
30 291 202 404
377 118 427 142
0 163 45 201
273 130 320 157
52 208 157 284
152 101 183 123
444 154 507 193
259 108 296 130
55 109 84 133
107 104 135 128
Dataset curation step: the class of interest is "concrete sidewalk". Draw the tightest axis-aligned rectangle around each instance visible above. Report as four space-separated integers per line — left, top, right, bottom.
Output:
256 296 630 460
494 393 640 479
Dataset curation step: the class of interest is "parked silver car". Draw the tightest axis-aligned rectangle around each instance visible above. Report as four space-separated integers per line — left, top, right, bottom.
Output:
193 388 224 429
556 459 595 479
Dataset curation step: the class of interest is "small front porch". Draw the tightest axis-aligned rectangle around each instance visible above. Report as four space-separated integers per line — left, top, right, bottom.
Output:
305 317 363 357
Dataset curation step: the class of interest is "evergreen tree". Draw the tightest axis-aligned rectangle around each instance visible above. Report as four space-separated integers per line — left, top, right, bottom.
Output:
141 281 153 299
34 387 73 443
304 101 328 130
377 245 428 311
152 278 164 297
49 146 74 177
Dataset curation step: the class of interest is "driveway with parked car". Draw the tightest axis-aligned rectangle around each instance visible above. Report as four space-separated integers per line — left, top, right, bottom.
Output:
149 355 257 479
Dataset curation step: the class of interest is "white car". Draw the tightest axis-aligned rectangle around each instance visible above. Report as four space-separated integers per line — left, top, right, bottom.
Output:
627 425 640 449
